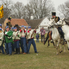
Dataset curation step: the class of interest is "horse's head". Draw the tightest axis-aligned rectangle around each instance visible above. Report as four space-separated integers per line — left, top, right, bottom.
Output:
56 18 66 27
48 19 55 28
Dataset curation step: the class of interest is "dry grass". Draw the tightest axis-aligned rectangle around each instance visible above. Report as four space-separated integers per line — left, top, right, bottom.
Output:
0 42 69 69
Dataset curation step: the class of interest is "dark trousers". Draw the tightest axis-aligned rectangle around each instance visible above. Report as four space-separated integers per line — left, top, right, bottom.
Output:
5 42 12 55
21 37 27 53
27 39 37 53
44 32 49 44
36 38 39 42
0 46 4 54
14 41 20 48
58 27 64 38
12 43 16 52
14 41 20 54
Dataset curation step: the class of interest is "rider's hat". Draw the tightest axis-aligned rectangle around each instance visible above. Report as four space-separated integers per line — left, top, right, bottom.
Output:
52 12 56 16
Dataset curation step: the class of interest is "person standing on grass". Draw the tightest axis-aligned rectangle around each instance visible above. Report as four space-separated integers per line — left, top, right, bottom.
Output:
13 27 20 54
5 26 13 55
0 24 4 53
40 27 46 42
36 33 39 42
27 26 38 54
20 25 27 54
0 28 4 54
11 27 15 52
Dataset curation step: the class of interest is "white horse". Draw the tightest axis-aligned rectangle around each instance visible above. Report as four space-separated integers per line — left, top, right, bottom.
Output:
48 19 65 54
56 19 69 50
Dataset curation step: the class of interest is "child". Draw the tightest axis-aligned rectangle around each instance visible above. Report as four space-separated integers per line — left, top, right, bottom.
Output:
36 33 39 42
0 28 4 54
20 25 27 54
27 26 38 53
5 26 13 55
13 27 20 54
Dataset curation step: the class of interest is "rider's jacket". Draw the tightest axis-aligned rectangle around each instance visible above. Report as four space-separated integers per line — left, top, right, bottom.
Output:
52 16 60 23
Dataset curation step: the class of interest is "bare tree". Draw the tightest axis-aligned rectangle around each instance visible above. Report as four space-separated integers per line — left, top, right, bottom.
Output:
0 0 12 24
24 0 55 20
11 2 24 19
65 0 69 8
0 0 55 22
58 0 69 19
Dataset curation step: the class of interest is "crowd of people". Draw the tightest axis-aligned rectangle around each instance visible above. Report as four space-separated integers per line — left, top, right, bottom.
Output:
0 12 65 55
0 23 38 55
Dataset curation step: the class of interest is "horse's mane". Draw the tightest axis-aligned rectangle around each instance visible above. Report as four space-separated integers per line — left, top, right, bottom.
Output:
65 21 69 26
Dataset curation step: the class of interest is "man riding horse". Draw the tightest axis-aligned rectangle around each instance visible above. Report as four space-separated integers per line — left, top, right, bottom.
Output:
44 12 65 45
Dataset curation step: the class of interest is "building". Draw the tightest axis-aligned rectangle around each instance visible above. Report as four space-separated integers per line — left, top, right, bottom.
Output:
26 19 43 29
26 17 50 33
11 19 28 26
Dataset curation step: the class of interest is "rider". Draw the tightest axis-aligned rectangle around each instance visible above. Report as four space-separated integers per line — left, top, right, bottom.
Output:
44 12 65 45
51 12 64 40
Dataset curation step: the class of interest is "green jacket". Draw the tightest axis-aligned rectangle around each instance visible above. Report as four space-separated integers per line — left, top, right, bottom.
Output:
5 31 13 43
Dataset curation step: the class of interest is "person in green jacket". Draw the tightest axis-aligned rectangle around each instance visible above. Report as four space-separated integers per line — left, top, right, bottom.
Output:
5 26 13 55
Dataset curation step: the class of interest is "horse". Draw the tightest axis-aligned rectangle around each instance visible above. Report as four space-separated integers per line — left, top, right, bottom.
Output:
48 19 66 55
44 31 55 47
56 19 69 50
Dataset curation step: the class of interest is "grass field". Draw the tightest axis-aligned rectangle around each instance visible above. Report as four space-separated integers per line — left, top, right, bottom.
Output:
0 41 69 69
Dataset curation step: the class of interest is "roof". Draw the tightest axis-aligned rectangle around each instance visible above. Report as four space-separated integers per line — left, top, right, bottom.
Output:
11 19 28 26
26 19 43 29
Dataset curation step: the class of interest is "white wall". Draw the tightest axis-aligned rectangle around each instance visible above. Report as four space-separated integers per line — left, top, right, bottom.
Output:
36 17 50 33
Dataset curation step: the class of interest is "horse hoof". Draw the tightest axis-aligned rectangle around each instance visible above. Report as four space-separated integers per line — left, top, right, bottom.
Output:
59 50 63 53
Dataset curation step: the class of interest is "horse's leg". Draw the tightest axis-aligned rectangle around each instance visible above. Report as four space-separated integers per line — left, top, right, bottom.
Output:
56 39 60 55
58 39 63 53
44 33 49 45
53 41 58 54
52 41 55 48
48 37 52 47
47 32 52 47
48 40 50 47
63 43 66 52
67 41 69 50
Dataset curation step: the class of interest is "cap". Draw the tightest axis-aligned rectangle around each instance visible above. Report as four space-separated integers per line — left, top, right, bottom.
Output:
13 27 17 29
24 26 26 28
11 27 14 30
52 12 56 16
28 26 31 28
6 26 9 29
8 17 11 20
0 24 2 26
21 25 24 28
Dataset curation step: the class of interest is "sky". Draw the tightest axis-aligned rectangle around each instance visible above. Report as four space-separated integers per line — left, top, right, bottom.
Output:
12 0 67 8
52 0 67 8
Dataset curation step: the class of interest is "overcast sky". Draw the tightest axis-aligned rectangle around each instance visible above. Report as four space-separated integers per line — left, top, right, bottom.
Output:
12 0 67 8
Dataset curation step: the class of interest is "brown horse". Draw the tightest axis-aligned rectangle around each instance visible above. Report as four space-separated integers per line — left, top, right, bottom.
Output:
44 31 55 47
